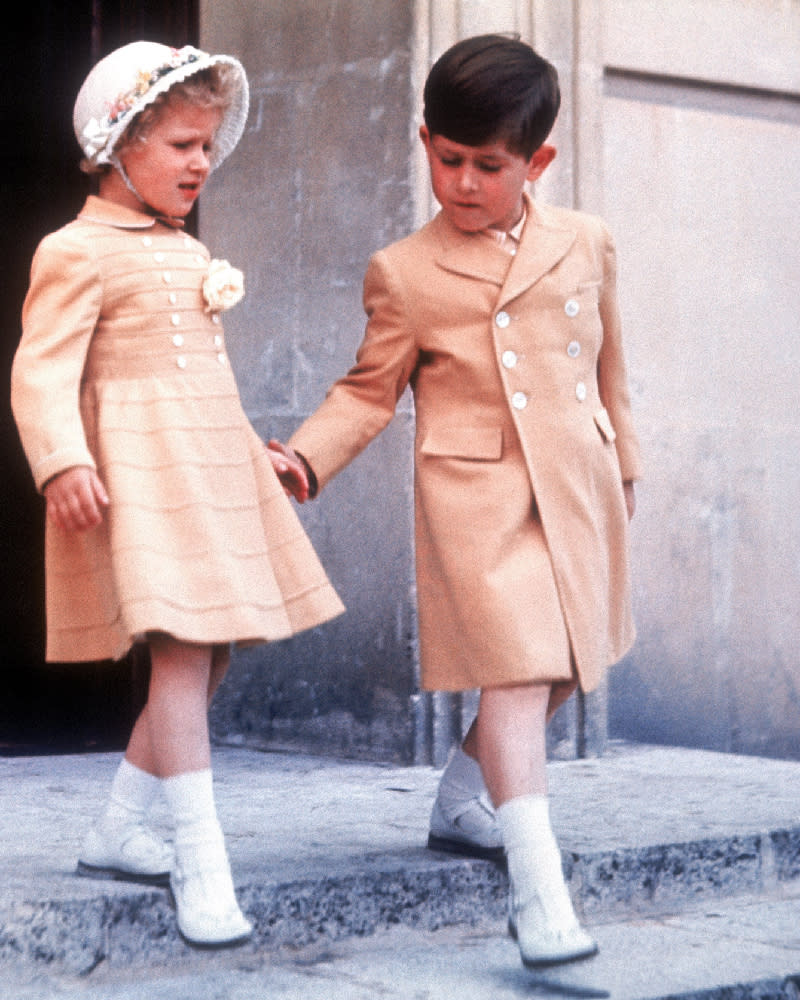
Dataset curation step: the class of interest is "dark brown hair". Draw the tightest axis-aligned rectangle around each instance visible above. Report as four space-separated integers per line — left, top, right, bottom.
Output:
423 34 560 158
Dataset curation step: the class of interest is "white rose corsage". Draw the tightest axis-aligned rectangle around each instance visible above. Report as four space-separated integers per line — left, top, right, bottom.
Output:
203 259 245 313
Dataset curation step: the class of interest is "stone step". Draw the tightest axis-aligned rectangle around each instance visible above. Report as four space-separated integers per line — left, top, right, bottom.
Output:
1 743 800 977
5 891 800 999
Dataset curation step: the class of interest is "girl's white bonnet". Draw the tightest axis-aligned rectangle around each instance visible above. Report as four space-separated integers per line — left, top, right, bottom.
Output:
73 41 249 171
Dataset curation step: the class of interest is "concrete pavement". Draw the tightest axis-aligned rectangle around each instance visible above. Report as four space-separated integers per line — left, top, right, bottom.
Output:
2 741 800 997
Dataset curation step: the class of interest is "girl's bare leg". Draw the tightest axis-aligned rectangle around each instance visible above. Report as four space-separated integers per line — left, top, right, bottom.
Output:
124 641 231 777
77 636 216 882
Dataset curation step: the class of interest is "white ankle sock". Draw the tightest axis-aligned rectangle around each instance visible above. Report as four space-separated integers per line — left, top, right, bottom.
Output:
101 758 161 829
438 746 488 804
497 793 578 931
161 769 228 875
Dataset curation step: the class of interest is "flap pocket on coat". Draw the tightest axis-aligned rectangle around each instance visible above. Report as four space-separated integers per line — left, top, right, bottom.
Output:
420 426 503 461
594 407 617 443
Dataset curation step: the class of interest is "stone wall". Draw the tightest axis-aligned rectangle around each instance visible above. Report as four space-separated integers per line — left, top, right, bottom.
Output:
198 0 800 765
200 1 420 761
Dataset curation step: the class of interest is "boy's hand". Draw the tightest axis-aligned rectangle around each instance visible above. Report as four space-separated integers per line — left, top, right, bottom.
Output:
267 439 309 503
44 466 109 532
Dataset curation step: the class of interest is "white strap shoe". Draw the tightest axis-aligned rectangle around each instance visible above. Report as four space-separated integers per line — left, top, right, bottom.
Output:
427 792 505 860
509 891 597 967
77 822 174 885
170 863 252 948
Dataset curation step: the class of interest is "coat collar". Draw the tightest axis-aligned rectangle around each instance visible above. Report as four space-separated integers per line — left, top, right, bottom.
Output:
78 195 185 230
432 192 575 304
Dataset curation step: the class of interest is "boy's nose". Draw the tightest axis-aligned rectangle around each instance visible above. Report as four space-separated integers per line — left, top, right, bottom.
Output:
456 165 479 193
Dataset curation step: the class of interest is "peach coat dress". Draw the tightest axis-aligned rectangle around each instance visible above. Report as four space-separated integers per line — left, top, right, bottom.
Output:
11 196 344 663
289 194 642 697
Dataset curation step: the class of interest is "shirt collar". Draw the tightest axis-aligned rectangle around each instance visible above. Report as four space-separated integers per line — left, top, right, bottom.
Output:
78 195 185 230
486 205 527 255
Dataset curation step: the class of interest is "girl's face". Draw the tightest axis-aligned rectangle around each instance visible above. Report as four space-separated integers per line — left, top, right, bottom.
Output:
110 99 223 217
419 126 554 234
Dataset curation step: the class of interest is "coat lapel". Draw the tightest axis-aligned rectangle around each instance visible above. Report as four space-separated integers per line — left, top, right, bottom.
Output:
433 215 511 286
431 194 576 304
498 195 576 307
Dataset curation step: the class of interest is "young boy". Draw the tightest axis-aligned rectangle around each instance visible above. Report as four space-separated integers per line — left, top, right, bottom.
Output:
275 34 641 967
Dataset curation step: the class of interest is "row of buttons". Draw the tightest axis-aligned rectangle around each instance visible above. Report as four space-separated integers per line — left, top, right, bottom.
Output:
497 299 586 411
141 234 228 370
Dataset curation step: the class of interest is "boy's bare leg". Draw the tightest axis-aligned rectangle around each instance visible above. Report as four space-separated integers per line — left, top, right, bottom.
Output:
476 682 597 968
427 714 504 859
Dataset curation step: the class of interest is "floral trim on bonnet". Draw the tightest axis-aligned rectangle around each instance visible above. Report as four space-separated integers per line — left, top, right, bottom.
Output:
81 47 202 162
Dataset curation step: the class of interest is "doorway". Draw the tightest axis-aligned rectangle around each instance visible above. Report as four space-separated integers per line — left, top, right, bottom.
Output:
1 1 197 754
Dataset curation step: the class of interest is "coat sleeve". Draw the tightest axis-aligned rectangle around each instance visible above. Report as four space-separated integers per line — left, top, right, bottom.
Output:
288 248 419 490
595 225 643 482
10 228 101 491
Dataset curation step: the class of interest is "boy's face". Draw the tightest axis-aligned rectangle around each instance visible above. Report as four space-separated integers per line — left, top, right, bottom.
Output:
420 127 555 234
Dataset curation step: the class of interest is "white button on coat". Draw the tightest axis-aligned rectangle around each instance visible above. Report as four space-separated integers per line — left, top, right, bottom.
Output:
172 334 184 347
496 311 511 329
567 340 581 358
565 299 580 317
511 391 528 410
502 350 518 369
575 382 587 402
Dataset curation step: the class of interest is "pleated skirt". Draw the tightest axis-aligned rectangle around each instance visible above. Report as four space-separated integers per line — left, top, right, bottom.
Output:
44 369 344 663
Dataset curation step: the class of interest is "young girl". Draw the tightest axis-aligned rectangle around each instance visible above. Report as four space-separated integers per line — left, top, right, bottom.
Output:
10 41 343 948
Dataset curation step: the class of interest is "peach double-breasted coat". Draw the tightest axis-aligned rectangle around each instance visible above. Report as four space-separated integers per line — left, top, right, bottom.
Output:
290 194 642 695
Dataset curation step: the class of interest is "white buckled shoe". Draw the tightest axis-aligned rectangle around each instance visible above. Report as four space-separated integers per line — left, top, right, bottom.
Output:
427 792 505 861
77 822 174 885
170 863 252 948
509 891 598 968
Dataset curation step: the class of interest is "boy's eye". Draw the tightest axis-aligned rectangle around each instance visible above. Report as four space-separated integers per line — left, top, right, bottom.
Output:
439 154 501 173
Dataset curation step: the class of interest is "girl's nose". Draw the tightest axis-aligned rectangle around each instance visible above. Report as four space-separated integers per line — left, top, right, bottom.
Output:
191 147 212 172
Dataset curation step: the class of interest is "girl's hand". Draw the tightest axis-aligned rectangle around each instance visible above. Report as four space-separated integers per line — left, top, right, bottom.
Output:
43 466 109 532
266 439 309 503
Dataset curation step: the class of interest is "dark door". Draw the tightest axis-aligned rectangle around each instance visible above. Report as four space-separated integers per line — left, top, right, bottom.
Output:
1 1 197 755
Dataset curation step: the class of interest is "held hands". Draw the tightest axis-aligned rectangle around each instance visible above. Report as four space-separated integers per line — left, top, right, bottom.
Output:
266 439 309 503
44 466 109 532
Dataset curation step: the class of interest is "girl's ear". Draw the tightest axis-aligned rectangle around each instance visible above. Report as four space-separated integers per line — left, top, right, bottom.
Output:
527 144 556 182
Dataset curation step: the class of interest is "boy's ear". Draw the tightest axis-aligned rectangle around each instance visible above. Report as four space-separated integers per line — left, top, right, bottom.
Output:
527 144 556 182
